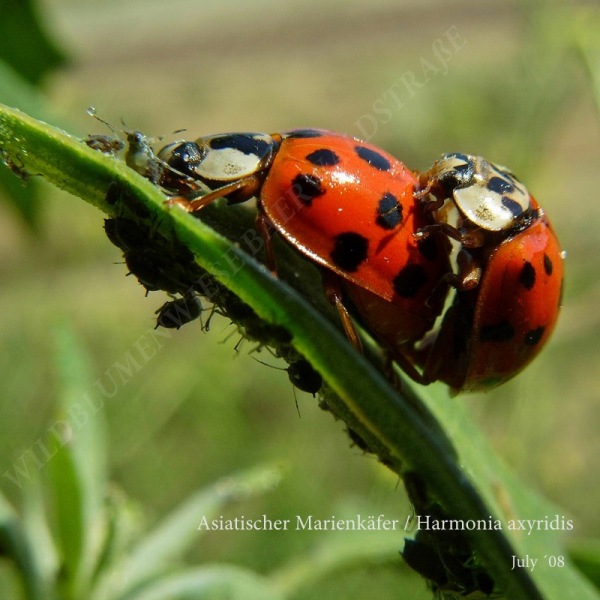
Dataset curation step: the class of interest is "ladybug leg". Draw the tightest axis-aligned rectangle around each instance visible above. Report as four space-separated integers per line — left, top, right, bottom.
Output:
425 250 481 298
454 249 481 290
423 273 451 310
414 222 484 249
413 183 444 210
322 273 364 353
165 174 262 214
413 181 433 201
255 209 277 274
388 348 431 386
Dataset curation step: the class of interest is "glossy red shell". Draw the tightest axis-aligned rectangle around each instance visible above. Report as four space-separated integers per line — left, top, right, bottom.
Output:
261 131 451 344
416 207 564 391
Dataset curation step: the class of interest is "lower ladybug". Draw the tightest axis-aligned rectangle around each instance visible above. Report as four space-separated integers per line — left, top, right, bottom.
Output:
156 129 451 367
411 153 564 391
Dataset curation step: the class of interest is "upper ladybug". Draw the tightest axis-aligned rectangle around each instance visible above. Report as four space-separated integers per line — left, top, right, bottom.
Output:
412 153 564 391
156 129 452 361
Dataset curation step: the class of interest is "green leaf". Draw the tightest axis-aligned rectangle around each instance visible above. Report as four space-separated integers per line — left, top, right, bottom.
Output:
569 539 600 591
120 566 283 600
272 528 403 595
45 325 108 600
94 465 284 600
0 490 47 600
0 0 67 227
418 383 599 599
1 104 598 600
0 0 67 86
21 475 59 600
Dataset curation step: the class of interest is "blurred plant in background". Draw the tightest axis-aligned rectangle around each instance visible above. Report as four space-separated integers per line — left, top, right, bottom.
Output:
2 326 411 599
0 0 65 226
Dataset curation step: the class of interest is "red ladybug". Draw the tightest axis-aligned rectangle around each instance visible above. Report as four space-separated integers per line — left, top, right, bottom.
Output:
411 153 564 391
156 129 451 360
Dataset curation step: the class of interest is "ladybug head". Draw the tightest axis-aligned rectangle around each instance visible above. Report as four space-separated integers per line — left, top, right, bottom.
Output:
157 132 277 190
423 153 533 233
157 140 208 190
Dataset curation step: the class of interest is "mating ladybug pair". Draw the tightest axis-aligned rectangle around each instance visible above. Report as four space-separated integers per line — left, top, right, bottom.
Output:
103 126 564 393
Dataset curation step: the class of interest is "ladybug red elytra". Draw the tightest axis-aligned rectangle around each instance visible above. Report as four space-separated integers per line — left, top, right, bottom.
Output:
411 153 564 391
156 129 451 364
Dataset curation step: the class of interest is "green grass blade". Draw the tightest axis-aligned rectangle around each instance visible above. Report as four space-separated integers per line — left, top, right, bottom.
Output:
93 465 283 599
45 325 108 599
568 539 600 591
120 566 283 600
20 475 59 600
272 528 404 595
0 491 48 600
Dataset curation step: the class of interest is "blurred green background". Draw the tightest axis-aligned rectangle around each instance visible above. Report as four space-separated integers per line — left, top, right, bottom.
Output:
1 0 599 598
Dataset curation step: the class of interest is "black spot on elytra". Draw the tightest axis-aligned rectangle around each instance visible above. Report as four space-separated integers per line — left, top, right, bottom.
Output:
417 236 439 261
375 193 402 229
330 232 369 272
286 129 324 138
501 196 526 218
354 146 391 171
519 261 536 290
543 253 553 276
487 176 514 195
524 326 545 346
480 321 515 343
291 173 323 205
209 134 271 157
393 264 428 298
306 148 340 166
